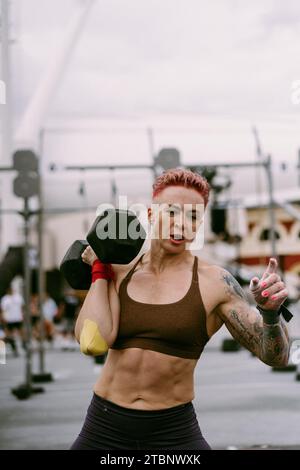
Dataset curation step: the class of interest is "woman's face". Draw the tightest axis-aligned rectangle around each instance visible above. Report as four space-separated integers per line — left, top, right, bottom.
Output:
148 186 205 252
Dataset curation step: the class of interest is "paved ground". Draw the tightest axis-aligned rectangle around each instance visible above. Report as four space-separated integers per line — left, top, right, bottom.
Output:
1 327 300 450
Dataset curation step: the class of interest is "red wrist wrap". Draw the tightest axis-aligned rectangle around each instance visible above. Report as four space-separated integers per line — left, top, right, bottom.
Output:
91 259 115 282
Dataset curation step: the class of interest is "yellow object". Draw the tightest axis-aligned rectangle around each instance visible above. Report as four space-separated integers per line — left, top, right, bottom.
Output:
79 319 109 356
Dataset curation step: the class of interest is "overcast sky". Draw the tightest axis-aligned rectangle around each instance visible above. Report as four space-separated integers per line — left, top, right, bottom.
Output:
1 0 300 210
12 0 300 119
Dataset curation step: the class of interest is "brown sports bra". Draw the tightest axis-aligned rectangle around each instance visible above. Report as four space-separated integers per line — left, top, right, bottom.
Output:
110 253 210 359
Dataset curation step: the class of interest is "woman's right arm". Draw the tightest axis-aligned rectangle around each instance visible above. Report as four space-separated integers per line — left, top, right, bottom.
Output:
74 246 121 354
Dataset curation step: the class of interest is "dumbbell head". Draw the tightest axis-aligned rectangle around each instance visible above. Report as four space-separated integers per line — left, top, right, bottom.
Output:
60 240 91 290
60 209 146 290
86 208 146 264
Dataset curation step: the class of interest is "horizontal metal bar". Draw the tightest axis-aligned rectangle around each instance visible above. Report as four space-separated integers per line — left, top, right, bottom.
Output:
0 206 99 215
0 167 14 172
61 161 268 171
43 206 99 214
64 164 154 171
185 161 268 169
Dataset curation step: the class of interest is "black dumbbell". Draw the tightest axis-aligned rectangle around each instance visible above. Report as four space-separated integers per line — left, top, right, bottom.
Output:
60 240 92 290
60 208 146 290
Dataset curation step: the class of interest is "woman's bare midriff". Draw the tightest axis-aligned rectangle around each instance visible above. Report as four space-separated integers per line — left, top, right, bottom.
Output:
93 347 198 410
93 256 224 411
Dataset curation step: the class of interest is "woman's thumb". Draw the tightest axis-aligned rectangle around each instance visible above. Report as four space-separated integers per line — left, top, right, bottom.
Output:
249 277 260 291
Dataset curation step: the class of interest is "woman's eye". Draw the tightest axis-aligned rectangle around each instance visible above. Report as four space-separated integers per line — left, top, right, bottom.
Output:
188 212 200 221
167 208 178 216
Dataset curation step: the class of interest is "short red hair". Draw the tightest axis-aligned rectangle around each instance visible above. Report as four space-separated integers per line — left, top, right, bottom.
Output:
152 168 210 208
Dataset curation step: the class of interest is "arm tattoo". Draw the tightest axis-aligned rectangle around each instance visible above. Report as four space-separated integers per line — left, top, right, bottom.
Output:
261 322 290 366
218 268 289 365
221 271 247 301
228 308 289 366
229 309 262 354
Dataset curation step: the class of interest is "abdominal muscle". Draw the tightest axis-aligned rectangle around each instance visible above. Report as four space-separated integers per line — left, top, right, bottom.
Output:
93 347 197 410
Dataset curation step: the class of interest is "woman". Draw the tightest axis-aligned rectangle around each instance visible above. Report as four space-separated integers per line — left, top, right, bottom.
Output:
70 168 290 450
0 286 24 357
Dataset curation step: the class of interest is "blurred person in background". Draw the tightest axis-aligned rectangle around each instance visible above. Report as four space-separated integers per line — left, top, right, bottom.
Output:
57 289 80 350
30 293 40 343
0 286 24 357
42 292 58 347
297 272 300 300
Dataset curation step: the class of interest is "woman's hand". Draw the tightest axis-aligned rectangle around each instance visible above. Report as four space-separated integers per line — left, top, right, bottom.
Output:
249 258 288 311
81 245 98 266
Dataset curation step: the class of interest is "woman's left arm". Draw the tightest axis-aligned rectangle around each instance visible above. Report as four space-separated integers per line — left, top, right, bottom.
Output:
214 258 290 367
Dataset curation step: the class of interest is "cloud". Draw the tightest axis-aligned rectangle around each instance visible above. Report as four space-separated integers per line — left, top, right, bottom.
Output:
11 0 300 120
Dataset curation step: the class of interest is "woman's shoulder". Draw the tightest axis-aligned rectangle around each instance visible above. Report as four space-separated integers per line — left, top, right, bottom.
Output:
196 255 224 279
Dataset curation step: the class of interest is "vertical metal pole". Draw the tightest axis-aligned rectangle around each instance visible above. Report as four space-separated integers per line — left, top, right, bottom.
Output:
23 197 32 391
0 0 12 164
147 127 157 180
147 127 155 160
0 0 14 258
298 149 300 187
265 154 277 259
252 126 264 209
37 130 45 374
79 168 89 233
235 203 241 268
37 185 45 374
0 186 2 252
110 168 117 207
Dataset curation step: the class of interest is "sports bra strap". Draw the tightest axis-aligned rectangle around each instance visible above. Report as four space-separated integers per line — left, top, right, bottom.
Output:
123 252 145 281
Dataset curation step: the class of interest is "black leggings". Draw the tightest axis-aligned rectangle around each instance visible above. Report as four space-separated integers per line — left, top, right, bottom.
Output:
70 393 211 450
